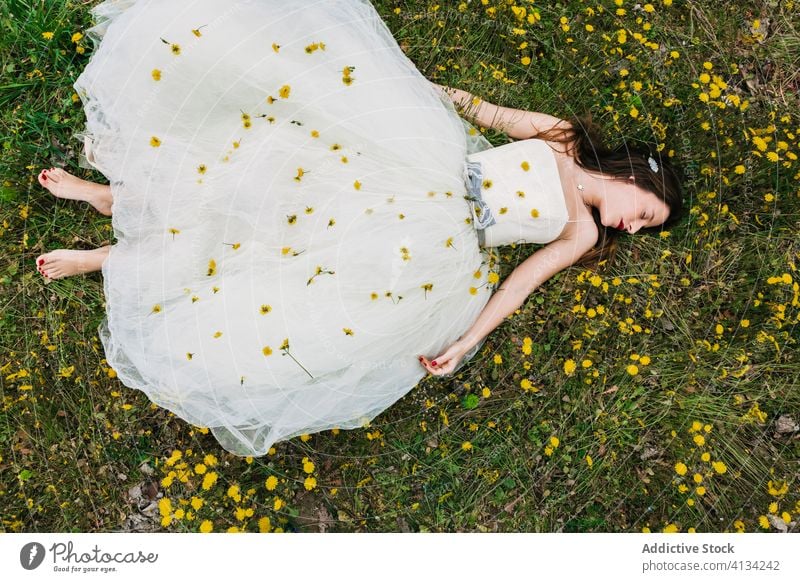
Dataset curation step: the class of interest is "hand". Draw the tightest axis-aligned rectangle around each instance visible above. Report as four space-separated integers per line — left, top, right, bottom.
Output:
418 342 468 377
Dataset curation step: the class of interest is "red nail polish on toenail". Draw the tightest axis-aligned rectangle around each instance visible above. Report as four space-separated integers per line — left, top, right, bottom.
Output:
432 361 438 366
37 259 43 265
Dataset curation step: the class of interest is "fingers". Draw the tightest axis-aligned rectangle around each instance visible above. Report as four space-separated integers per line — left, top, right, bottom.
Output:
418 354 451 376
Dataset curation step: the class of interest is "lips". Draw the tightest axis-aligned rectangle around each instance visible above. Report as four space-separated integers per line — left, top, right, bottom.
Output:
617 219 624 230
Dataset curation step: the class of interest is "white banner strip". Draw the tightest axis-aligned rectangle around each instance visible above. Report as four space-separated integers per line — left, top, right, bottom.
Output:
2 533 797 581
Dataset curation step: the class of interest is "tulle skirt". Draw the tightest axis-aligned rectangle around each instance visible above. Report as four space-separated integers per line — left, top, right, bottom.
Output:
73 0 498 456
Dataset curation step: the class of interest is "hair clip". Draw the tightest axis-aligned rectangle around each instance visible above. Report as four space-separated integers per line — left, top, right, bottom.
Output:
647 155 659 173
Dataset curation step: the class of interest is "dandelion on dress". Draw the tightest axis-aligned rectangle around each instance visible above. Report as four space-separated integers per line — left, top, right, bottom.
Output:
160 38 180 55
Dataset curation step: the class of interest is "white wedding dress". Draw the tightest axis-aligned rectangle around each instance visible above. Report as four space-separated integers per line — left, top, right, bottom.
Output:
73 0 567 457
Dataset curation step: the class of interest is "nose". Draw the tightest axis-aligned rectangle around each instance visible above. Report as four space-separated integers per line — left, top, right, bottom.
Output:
628 221 642 235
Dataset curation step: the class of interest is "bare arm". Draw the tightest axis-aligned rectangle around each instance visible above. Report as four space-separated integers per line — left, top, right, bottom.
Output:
431 82 571 140
453 233 597 355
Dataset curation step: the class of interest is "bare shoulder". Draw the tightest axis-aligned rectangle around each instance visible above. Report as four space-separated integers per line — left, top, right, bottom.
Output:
554 219 599 255
512 220 599 295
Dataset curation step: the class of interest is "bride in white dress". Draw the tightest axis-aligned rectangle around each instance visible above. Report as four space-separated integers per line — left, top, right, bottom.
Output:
35 0 683 457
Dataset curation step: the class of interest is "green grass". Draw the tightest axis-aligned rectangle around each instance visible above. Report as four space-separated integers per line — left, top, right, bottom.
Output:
1 0 798 533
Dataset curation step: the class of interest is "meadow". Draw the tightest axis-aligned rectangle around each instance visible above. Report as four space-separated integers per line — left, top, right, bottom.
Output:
0 0 798 532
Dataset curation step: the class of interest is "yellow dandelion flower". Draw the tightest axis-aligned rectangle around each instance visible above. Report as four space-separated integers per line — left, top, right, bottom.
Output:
627 364 639 375
150 136 162 147
42 31 54 40
342 328 354 336
151 304 162 314
197 164 207 174
262 346 273 356
213 331 222 338
265 475 278 491
207 258 216 276
259 304 272 315
693 434 705 446
278 84 291 99
303 476 317 491
674 462 688 476
272 42 280 52
663 524 679 533
482 179 492 189
563 359 577 375
353 180 361 190
768 480 788 497
151 69 162 81
758 515 770 529
201 471 218 490
521 161 530 171
171 44 181 55
531 208 539 218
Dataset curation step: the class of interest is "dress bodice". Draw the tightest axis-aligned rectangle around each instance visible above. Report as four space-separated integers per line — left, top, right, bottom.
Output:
464 138 569 248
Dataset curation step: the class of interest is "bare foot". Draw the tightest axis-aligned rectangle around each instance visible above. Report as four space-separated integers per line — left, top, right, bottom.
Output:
35 246 111 281
38 167 113 216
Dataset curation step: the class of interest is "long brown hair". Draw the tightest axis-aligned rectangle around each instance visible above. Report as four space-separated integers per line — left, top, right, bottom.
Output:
529 114 685 269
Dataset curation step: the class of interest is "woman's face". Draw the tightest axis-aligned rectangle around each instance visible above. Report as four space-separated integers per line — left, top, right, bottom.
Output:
599 177 671 234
